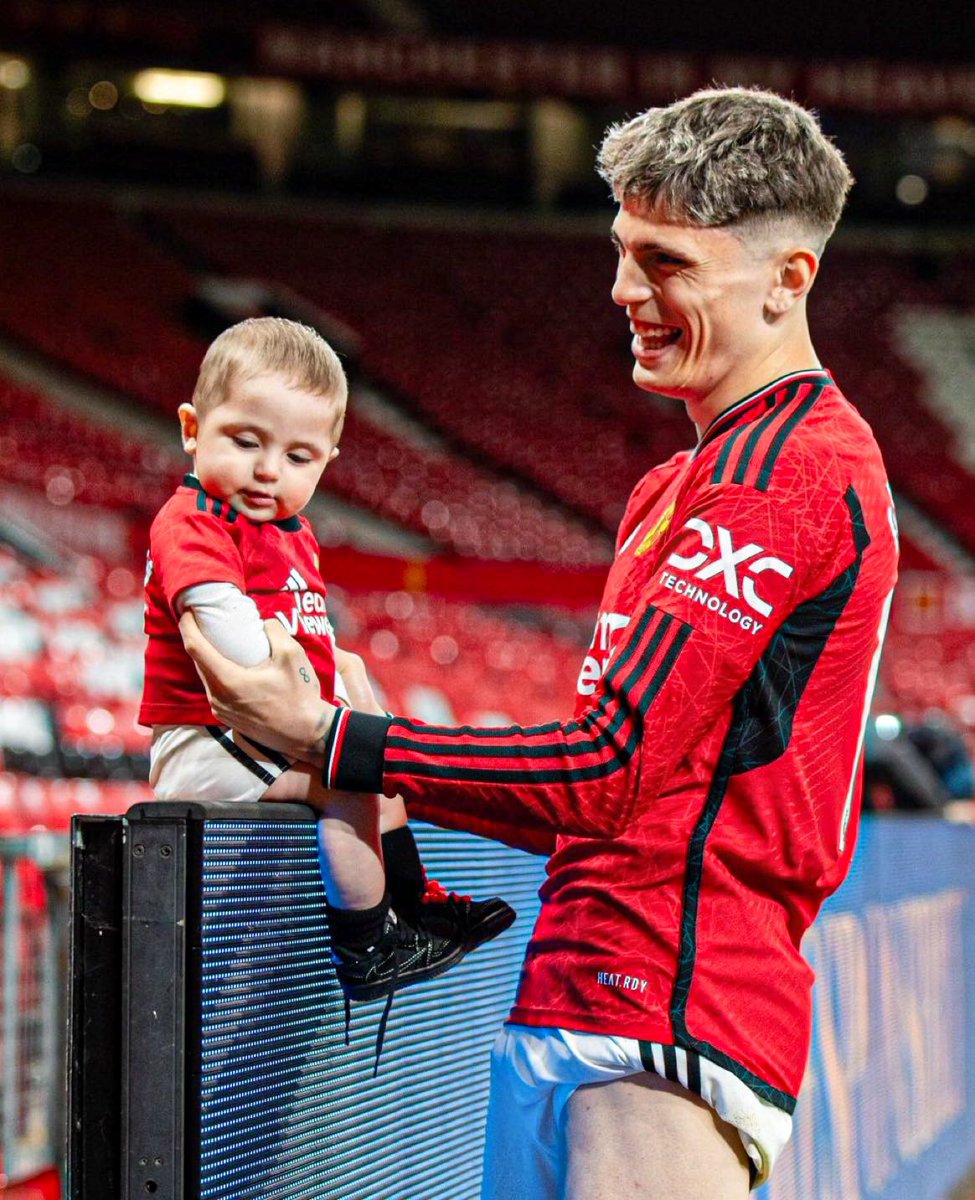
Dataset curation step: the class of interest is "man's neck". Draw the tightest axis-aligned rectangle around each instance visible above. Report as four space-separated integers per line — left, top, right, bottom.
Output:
687 339 822 438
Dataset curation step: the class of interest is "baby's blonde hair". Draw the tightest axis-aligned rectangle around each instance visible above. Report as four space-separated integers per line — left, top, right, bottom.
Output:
193 317 347 434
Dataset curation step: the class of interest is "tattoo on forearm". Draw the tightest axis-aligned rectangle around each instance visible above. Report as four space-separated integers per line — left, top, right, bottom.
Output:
300 667 311 683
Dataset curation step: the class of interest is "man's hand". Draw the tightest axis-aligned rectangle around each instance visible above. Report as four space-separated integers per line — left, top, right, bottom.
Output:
179 612 336 767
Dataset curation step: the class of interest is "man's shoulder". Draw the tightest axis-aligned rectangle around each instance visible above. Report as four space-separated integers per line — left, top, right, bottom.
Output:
703 379 885 505
616 449 693 547
627 448 694 506
767 380 887 496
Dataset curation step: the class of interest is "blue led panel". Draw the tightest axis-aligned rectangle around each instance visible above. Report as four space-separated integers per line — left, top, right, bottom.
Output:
757 818 975 1200
197 819 546 1200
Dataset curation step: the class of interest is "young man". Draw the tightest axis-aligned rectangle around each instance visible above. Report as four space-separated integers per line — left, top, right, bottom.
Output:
180 90 898 1197
142 317 513 1030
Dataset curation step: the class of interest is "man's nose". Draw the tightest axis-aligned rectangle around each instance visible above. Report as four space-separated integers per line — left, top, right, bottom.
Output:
611 255 653 309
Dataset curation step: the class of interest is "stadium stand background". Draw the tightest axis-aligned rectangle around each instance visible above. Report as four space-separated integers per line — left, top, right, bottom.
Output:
1 2 975 1197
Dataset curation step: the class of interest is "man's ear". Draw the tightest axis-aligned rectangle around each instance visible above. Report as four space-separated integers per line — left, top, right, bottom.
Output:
328 446 340 463
178 403 199 454
766 247 819 317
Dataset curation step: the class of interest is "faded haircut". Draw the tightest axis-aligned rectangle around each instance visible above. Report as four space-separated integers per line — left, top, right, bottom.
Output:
596 87 853 248
193 317 348 433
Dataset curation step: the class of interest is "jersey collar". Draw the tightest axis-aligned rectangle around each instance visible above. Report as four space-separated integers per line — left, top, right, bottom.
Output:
182 474 302 532
693 369 831 458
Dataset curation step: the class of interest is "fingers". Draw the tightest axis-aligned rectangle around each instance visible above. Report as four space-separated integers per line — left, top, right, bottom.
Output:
335 647 367 677
264 617 298 657
178 610 228 695
178 608 202 653
334 646 384 716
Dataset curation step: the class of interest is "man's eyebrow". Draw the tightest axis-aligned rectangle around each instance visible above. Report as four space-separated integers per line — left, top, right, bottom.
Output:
610 231 688 258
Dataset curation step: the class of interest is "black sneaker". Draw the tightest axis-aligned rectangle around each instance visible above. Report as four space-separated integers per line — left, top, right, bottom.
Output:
418 875 516 952
331 907 466 1003
332 909 470 1074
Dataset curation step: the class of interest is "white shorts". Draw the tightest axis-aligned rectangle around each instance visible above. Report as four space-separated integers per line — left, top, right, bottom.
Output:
482 1025 793 1197
149 724 295 804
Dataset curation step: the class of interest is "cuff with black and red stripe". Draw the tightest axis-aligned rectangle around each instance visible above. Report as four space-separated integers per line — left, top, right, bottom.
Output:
322 709 391 793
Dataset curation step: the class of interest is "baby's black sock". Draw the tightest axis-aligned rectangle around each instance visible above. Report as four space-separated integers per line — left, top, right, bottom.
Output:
327 893 389 955
381 825 425 922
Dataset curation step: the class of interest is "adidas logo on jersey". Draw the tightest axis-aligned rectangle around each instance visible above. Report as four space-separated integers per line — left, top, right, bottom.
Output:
274 570 333 639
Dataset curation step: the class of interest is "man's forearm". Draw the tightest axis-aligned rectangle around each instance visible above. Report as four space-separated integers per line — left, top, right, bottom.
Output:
322 708 557 856
302 704 337 772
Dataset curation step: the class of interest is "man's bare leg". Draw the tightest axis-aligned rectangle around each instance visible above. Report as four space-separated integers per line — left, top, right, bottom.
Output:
564 1073 750 1200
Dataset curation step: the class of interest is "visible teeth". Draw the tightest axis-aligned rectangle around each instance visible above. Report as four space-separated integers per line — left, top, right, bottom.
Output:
639 329 679 348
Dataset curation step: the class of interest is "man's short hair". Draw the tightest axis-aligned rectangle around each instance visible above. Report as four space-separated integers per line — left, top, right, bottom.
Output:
596 87 853 248
193 317 348 430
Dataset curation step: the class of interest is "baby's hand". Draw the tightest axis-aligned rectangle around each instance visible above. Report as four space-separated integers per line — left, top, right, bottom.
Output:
335 647 386 717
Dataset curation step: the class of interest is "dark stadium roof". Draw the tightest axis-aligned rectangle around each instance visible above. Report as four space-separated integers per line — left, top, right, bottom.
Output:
1 0 973 65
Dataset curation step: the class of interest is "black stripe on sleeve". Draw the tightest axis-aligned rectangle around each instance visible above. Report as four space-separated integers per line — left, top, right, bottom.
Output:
845 483 871 553
383 618 692 786
662 1044 679 1083
711 420 753 485
754 384 825 492
386 609 677 763
730 383 801 485
388 603 668 743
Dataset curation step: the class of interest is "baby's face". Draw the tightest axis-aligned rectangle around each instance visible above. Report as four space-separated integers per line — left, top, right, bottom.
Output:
179 372 342 523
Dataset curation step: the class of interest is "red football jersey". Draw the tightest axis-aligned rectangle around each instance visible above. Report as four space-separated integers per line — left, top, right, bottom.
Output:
140 476 337 726
326 371 899 1114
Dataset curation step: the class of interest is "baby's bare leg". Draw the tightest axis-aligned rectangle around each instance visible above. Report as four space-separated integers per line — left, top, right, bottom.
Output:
379 792 408 833
263 761 384 911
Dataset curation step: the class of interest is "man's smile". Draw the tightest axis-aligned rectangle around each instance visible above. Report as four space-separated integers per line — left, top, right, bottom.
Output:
630 320 683 359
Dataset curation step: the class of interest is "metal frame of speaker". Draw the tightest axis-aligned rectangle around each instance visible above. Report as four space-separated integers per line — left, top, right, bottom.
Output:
67 800 544 1200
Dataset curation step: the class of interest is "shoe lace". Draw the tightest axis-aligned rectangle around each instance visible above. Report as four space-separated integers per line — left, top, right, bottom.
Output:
341 915 431 1077
421 871 471 905
336 920 401 1078
373 949 400 1078
340 975 397 1078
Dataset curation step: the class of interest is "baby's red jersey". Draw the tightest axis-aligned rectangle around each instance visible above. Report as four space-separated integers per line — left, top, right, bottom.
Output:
325 371 898 1114
140 475 337 726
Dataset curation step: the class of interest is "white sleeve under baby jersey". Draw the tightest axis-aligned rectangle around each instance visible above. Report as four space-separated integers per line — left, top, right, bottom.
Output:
176 581 272 668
